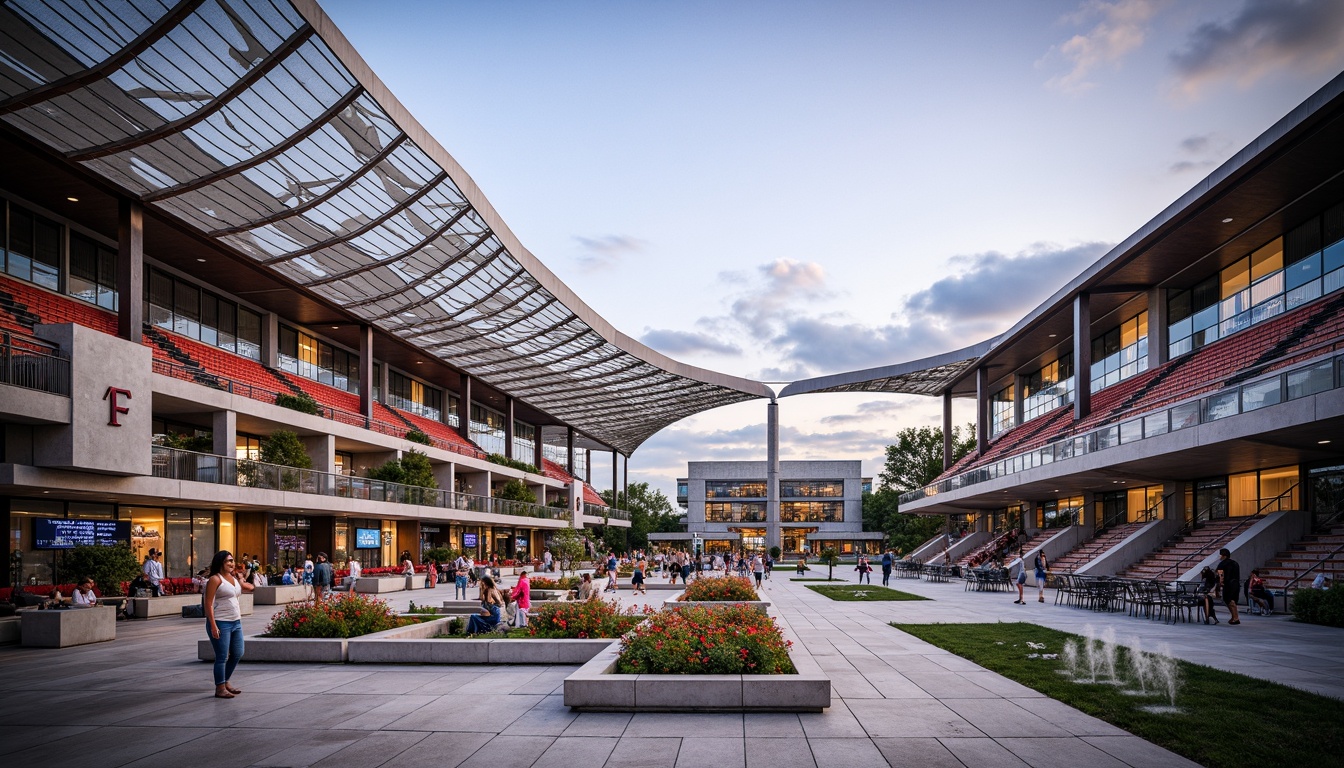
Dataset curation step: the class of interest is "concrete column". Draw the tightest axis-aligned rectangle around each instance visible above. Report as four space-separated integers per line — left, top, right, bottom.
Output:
1012 373 1025 428
432 461 455 492
212 410 236 458
942 391 954 470
260 312 279 368
766 399 781 553
1162 482 1185 521
1023 503 1039 533
378 361 389 405
1073 292 1092 421
612 451 619 506
116 199 143 342
566 426 575 476
358 324 374 423
585 449 591 484
975 366 989 454
533 428 543 471
302 433 335 474
503 396 515 459
457 375 472 442
1148 286 1168 367
1081 492 1098 530
570 479 583 528
622 453 628 514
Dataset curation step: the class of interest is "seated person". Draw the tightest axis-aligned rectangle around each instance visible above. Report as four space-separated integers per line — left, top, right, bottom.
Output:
465 576 503 635
42 588 66 609
576 572 597 601
128 574 153 597
501 590 519 628
191 569 209 594
281 568 296 586
1248 569 1272 615
73 579 98 607
1312 572 1330 590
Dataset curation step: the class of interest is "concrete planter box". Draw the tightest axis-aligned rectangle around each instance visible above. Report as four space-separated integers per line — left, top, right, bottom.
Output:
661 592 770 614
128 592 253 619
347 619 613 664
0 615 21 645
197 635 348 663
354 577 406 594
563 638 829 712
21 607 117 648
252 585 311 605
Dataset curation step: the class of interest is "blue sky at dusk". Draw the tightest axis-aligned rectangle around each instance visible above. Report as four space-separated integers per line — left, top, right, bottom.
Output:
319 0 1344 501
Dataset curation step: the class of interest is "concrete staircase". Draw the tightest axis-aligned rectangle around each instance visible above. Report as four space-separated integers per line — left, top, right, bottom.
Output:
1257 525 1344 590
1052 522 1147 574
1117 518 1245 581
957 529 1055 568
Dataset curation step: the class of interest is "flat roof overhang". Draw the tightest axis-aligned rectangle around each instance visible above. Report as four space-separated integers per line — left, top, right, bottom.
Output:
902 384 1344 515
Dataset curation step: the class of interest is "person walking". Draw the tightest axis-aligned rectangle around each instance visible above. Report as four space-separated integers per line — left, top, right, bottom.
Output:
311 553 333 601
1217 548 1242 625
424 559 437 589
881 551 894 587
855 556 872 584
751 554 765 589
143 548 164 596
204 550 253 699
542 549 553 573
1198 565 1220 624
1033 550 1049 603
1013 557 1027 604
631 557 647 596
511 570 531 627
605 552 619 593
346 558 361 591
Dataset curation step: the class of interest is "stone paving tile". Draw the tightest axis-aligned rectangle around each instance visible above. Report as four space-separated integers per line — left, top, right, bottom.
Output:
674 736 744 768
603 736 681 768
826 670 885 699
0 724 97 755
848 698 982 739
500 694 578 736
331 693 450 731
531 735 619 767
804 737 889 768
385 693 542 732
995 736 1131 768
797 699 868 738
326 671 454 695
316 730 432 768
871 737 966 768
128 691 307 728
901 671 1000 699
746 736 816 768
406 671 489 695
452 668 545 695
1007 696 1130 737
944 698 1071 738
1082 736 1205 768
231 692 402 730
118 725 315 767
936 737 1031 768
627 712 745 737
562 712 632 737
228 667 377 694
1 725 215 768
957 671 1046 698
743 712 804 736
239 726 370 767
457 734 555 768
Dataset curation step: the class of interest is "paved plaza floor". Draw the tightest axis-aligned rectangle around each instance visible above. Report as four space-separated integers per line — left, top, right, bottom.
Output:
1 568 1337 768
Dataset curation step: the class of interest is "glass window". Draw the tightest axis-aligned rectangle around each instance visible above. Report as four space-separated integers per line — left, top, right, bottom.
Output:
1091 311 1147 391
1287 360 1333 399
990 385 1014 436
1023 354 1074 421
1250 237 1284 280
705 481 767 498
779 501 843 522
780 480 844 497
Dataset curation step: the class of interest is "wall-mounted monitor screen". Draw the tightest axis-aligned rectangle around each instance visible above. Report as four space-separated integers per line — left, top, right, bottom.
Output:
463 533 478 548
354 528 381 549
33 518 130 549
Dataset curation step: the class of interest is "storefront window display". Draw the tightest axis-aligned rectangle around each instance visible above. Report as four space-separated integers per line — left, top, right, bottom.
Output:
273 515 311 568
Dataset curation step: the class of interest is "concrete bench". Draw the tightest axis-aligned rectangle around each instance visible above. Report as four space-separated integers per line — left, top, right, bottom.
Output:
252 585 311 605
353 577 406 594
0 615 21 644
127 593 253 619
21 606 116 647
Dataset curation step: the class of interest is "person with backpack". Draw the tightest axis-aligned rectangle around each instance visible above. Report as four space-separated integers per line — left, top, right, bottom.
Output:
311 553 333 601
881 551 894 586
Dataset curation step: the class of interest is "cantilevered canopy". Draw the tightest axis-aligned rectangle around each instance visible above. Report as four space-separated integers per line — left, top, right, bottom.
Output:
0 0 770 454
779 339 999 398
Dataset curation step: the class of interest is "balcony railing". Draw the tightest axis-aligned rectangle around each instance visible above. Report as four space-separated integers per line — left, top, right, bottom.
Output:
1 331 69 396
151 446 568 521
902 349 1344 506
583 502 631 521
151 358 486 460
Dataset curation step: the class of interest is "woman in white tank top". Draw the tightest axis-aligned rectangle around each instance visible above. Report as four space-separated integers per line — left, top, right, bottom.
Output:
204 550 254 699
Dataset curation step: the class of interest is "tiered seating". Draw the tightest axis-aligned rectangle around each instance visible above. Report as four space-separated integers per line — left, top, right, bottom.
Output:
389 406 483 457
1117 518 1244 581
1256 524 1344 591
541 457 573 483
143 326 290 401
582 483 605 506
1050 522 1147 574
0 276 116 335
954 529 1016 568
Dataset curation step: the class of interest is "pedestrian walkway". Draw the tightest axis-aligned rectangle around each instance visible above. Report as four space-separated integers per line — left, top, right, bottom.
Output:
13 567 1323 766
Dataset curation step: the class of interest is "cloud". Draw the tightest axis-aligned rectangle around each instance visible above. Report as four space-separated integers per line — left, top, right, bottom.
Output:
1044 0 1166 94
820 399 921 425
1169 132 1233 174
1170 0 1344 99
728 259 833 338
640 329 742 356
571 234 645 271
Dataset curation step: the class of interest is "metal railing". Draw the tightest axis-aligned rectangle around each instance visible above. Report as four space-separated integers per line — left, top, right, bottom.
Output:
151 446 568 521
902 350 1344 505
583 502 631 521
1150 485 1297 581
151 357 486 460
1 331 69 396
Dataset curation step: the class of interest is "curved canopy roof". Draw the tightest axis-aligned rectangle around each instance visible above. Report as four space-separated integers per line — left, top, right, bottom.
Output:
780 338 998 398
0 0 770 454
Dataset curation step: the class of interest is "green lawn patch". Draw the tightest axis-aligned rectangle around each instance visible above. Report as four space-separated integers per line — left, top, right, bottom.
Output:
808 585 928 601
791 577 842 582
892 622 1344 768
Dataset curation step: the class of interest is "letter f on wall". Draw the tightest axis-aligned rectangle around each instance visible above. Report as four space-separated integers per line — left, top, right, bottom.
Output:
104 386 131 426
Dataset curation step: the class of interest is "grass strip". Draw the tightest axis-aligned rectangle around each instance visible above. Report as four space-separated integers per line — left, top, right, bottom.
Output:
892 621 1344 768
808 585 928 601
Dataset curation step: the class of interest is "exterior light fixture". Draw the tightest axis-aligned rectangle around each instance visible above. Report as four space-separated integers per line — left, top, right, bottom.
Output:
1320 440 1332 445
196 258 206 262
66 196 78 202
1222 217 1234 223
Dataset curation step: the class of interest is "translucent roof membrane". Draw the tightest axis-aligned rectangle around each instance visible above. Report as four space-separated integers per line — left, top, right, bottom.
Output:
0 0 767 453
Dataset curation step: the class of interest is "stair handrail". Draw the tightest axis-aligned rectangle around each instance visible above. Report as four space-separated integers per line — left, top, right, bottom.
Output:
1281 538 1344 593
1137 490 1177 524
1150 483 1298 581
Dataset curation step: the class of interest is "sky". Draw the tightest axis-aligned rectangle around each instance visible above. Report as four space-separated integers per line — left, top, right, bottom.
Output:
317 0 1344 504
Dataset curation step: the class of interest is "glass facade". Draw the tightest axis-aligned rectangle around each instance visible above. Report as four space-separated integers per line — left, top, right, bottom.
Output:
1091 311 1148 392
780 480 843 497
779 501 843 523
1 199 61 291
706 502 766 523
279 324 359 392
387 370 441 419
1022 354 1075 422
705 481 766 498
512 421 536 467
146 265 263 360
990 385 1014 436
68 232 117 310
470 404 508 455
1039 496 1084 529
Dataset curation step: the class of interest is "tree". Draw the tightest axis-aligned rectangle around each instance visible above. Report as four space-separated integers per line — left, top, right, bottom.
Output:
549 527 584 574
367 449 438 504
496 479 537 504
819 548 839 581
260 430 312 469
877 424 975 494
601 482 677 551
63 544 140 596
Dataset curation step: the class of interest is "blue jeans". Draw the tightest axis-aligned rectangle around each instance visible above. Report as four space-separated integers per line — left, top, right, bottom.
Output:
209 619 244 686
455 575 468 599
466 604 500 635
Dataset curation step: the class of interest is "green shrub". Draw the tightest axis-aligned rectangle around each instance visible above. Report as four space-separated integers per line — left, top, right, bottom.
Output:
157 431 214 452
259 430 312 469
617 605 795 674
264 593 412 638
275 391 321 415
423 546 455 564
62 544 141 596
525 600 646 639
496 478 537 504
487 453 539 473
405 429 432 445
1293 584 1344 627
681 576 758 602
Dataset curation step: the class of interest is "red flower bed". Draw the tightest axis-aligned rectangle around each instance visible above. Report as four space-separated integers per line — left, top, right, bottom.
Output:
680 576 759 602
264 592 413 638
524 600 648 639
616 604 795 675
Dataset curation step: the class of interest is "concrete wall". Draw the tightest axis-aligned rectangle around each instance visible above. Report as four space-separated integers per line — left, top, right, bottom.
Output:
33 324 152 475
1177 510 1312 582
1076 515 1183 577
1021 525 1091 586
927 531 989 565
